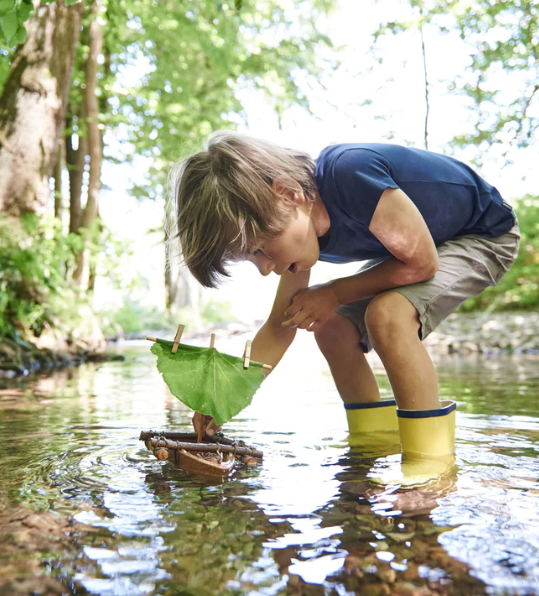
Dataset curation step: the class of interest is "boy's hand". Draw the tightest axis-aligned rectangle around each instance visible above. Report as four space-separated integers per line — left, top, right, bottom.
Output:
282 283 341 332
192 411 222 438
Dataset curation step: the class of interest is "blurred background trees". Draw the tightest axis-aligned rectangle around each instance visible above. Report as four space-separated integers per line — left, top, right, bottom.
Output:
0 0 537 349
374 0 538 164
372 0 539 311
0 0 334 344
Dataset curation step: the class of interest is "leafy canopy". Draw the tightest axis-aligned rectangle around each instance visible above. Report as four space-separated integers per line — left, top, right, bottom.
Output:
104 0 334 199
374 0 538 165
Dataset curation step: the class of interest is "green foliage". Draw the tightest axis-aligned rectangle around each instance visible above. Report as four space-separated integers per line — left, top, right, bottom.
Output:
103 0 335 199
459 197 539 312
374 0 538 164
99 300 178 337
447 0 538 160
200 299 235 324
0 0 30 89
151 337 265 424
100 298 236 339
0 214 83 338
0 0 30 44
0 0 82 47
0 214 125 340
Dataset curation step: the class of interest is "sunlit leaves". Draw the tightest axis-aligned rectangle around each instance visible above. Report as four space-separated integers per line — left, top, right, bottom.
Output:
374 0 538 166
151 338 265 425
460 196 539 312
104 0 335 200
0 0 15 14
1 11 17 41
0 214 82 336
0 0 28 46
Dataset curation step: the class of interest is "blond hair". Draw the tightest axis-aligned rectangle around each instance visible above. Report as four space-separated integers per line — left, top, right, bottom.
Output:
168 131 317 288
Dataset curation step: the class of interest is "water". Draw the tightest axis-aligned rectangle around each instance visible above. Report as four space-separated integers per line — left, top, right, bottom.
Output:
1 333 538 596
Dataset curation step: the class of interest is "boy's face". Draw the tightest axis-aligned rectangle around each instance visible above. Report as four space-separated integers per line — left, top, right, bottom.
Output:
246 186 321 277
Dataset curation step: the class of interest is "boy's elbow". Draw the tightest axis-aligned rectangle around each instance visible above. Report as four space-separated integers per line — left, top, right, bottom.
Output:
418 256 439 281
405 253 438 283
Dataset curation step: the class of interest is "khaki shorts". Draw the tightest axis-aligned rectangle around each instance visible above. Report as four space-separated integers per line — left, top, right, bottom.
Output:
337 221 521 353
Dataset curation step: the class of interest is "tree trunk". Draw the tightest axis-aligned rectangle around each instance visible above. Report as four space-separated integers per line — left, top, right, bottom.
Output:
0 0 83 217
53 140 63 219
164 208 200 320
87 208 101 293
165 262 178 312
72 1 103 285
164 209 178 311
419 19 429 150
65 109 87 234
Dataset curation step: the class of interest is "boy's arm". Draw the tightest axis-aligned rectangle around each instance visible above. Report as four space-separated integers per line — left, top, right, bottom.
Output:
332 187 439 301
251 268 310 374
192 269 310 436
283 188 439 330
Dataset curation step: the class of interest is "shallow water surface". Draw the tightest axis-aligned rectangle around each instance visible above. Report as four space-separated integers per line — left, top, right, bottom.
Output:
1 334 538 596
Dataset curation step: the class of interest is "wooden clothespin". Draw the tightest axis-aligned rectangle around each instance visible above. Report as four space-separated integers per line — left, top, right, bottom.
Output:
242 339 273 372
243 339 252 369
210 333 216 348
172 324 185 354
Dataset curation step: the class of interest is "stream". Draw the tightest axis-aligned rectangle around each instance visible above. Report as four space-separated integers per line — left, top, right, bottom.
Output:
1 333 538 596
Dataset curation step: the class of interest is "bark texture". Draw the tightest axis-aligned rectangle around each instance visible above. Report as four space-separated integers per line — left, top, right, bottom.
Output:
0 1 83 217
164 207 200 314
72 1 103 285
65 110 87 233
53 141 63 218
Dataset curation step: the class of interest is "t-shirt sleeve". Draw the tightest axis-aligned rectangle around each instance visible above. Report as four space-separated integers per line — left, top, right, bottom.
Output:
333 149 399 226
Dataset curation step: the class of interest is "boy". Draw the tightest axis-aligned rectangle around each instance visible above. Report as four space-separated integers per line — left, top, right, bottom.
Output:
174 132 519 464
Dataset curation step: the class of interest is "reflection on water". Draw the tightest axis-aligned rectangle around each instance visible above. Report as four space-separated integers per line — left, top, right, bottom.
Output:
0 333 538 595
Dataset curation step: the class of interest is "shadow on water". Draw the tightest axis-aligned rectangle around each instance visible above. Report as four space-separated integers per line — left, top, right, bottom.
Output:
0 338 538 595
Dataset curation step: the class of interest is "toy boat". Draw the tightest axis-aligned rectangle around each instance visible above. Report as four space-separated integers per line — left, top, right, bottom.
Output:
140 431 263 479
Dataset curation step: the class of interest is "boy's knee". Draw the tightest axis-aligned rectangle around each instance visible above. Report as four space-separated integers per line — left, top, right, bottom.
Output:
365 292 419 348
314 314 355 355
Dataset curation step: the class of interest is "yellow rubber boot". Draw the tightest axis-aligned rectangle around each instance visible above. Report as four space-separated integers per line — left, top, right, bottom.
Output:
398 400 456 458
346 399 400 453
368 400 457 489
345 399 398 433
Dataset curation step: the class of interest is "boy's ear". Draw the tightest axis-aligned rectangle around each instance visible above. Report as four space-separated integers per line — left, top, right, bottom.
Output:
272 177 305 206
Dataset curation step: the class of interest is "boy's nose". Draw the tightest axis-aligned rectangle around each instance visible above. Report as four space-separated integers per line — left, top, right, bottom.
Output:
253 255 274 276
259 262 275 276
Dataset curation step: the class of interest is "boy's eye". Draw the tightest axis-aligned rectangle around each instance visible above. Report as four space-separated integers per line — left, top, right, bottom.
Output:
250 245 271 258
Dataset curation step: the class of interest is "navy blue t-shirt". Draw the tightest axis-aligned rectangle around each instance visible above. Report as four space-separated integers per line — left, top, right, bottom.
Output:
315 143 515 264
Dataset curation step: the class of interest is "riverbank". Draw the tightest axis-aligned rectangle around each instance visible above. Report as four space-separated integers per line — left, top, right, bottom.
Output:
159 311 539 356
0 336 124 379
2 311 537 379
425 311 539 355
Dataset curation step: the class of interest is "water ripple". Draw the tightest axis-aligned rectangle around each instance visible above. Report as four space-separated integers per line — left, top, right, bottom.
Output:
1 346 539 595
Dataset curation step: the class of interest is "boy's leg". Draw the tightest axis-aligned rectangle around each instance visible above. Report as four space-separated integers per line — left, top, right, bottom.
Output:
314 313 380 404
315 297 438 411
335 222 519 413
315 313 399 434
364 291 439 411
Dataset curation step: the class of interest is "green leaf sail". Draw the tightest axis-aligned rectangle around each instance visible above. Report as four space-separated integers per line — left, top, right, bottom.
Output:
151 338 265 426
